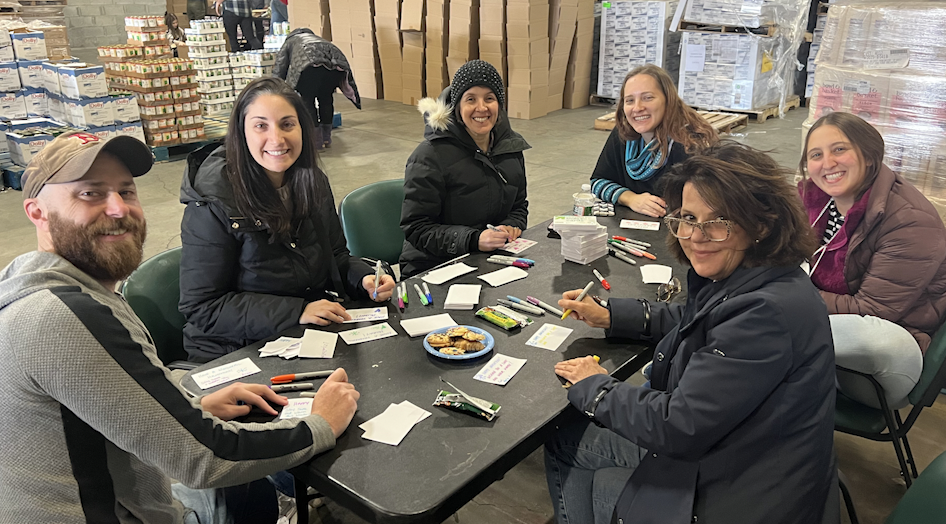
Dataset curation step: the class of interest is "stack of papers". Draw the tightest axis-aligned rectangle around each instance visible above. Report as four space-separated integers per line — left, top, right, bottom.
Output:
444 284 482 310
259 330 338 359
360 401 432 446
554 219 608 265
400 313 458 337
478 266 529 287
422 262 477 285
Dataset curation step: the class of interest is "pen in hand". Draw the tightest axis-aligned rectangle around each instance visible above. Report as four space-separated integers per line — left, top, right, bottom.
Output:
372 260 382 300
561 281 595 320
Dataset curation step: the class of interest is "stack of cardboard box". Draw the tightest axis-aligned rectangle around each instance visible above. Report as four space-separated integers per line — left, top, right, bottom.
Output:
506 0 550 119
401 0 425 105
287 0 332 39
425 0 448 96
446 0 479 79
562 0 593 108
331 0 382 99
478 0 505 83
547 0 578 111
374 0 402 102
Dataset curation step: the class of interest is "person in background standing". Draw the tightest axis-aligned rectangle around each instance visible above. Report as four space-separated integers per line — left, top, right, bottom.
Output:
250 0 266 48
271 0 288 34
165 12 186 58
214 0 262 51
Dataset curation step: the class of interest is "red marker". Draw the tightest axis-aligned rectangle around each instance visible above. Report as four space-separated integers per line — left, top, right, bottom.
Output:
270 370 333 384
612 235 629 242
592 269 611 291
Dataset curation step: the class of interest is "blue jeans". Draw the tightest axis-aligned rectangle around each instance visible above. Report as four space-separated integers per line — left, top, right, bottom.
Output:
831 314 922 409
545 419 645 524
270 0 287 33
172 483 231 524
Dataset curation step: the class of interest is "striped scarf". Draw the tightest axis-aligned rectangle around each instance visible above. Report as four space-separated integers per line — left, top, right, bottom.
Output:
625 137 673 181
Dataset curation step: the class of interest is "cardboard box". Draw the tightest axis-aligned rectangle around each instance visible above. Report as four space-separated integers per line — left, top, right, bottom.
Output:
508 84 549 103
10 29 46 61
0 91 27 120
507 38 549 56
59 64 108 100
400 0 424 31
0 62 20 91
112 95 141 123
47 94 65 122
86 125 116 141
23 88 47 118
563 75 591 108
508 67 549 86
6 130 53 166
507 99 548 119
0 45 13 62
65 97 115 128
17 60 45 90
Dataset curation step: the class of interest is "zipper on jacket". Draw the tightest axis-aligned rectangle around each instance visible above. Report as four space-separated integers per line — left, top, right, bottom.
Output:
476 151 508 184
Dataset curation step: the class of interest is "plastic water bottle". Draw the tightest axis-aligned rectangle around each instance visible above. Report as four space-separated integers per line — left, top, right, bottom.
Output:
573 183 594 216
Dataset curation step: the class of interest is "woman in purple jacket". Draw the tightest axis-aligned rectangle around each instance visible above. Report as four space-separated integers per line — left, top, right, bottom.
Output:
800 112 946 409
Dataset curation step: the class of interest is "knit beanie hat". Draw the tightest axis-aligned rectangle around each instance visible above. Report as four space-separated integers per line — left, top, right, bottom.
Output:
450 60 506 110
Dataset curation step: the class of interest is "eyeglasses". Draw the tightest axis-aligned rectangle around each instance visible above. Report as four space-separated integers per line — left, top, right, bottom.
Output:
656 276 681 302
664 214 734 242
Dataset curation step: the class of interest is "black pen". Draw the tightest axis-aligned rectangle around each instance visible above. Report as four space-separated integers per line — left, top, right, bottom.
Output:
270 383 315 393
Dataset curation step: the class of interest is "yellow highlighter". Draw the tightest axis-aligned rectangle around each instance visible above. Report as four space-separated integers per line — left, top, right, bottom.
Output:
561 281 595 320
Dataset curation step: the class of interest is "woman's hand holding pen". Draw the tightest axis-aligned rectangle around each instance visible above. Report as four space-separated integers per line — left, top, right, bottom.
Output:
478 228 510 251
363 274 396 302
558 289 611 329
300 299 352 325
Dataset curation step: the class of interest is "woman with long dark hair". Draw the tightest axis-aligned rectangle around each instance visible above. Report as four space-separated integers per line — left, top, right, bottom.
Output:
179 77 394 363
591 64 718 217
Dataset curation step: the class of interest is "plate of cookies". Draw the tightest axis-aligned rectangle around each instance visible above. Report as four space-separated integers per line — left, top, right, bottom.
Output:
423 326 495 360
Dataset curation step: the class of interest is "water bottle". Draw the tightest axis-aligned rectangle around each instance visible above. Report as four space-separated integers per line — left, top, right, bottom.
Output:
573 183 594 216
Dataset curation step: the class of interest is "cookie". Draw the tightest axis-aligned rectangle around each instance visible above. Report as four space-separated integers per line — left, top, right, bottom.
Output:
445 327 470 338
426 333 453 347
439 347 465 355
454 339 484 351
461 331 485 341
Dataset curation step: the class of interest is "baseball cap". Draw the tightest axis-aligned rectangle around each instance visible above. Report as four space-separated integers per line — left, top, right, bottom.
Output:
22 131 154 199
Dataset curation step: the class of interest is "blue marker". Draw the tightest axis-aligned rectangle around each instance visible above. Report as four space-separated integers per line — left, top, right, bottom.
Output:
506 295 527 304
422 282 433 304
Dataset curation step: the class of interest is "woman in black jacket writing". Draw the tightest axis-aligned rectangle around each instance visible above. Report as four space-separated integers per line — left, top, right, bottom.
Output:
548 143 836 524
179 77 394 363
399 60 529 277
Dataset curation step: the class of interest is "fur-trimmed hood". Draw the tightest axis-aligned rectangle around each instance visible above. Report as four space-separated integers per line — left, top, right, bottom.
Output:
415 86 531 155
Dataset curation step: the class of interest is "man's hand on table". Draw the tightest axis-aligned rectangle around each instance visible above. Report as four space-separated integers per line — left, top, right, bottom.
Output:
200 382 288 421
559 289 611 329
300 299 352 325
555 356 608 385
311 368 360 438
362 274 396 302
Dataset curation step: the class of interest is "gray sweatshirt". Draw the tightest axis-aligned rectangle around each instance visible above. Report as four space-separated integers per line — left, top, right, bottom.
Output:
0 251 336 523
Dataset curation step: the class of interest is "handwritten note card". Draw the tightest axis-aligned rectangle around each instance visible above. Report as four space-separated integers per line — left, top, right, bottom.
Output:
299 329 338 358
339 322 398 345
474 354 527 385
526 324 574 351
279 398 314 419
620 219 660 231
501 238 537 254
343 307 389 324
192 357 261 389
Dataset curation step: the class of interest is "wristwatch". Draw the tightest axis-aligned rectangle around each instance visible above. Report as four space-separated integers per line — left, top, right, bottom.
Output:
584 383 616 427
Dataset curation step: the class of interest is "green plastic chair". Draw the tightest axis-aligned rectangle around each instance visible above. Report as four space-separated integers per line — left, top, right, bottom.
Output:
120 247 191 368
835 321 946 487
885 448 946 524
338 179 405 265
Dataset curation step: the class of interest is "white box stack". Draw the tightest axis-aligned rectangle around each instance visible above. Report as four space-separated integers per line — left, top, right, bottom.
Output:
596 0 679 99
551 215 608 264
187 20 233 116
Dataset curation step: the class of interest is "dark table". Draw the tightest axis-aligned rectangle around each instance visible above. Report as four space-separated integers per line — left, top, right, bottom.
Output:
182 209 688 524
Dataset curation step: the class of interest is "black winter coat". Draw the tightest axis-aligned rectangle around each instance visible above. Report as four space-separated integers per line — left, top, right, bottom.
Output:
274 28 361 109
569 266 836 524
179 145 372 363
399 91 530 277
591 127 688 197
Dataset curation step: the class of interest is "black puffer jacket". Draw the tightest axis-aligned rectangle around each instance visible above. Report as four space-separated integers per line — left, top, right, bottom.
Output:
179 144 372 362
399 89 530 277
273 28 361 109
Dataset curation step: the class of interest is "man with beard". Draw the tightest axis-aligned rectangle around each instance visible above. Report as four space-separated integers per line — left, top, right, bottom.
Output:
0 131 360 523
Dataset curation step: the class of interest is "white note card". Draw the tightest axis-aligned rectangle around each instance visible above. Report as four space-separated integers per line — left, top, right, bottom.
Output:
526 324 574 351
444 284 482 310
685 43 706 72
620 219 661 231
339 322 398 345
279 398 314 419
192 357 262 389
299 329 338 358
422 262 477 285
360 401 432 446
474 354 527 386
343 307 389 323
478 266 529 287
501 238 537 254
640 264 673 284
400 313 458 337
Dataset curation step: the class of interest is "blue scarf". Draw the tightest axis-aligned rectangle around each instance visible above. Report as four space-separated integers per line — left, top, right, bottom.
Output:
625 137 673 181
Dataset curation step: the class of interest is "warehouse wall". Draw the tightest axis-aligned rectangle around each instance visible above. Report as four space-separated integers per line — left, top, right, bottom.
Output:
64 0 168 59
